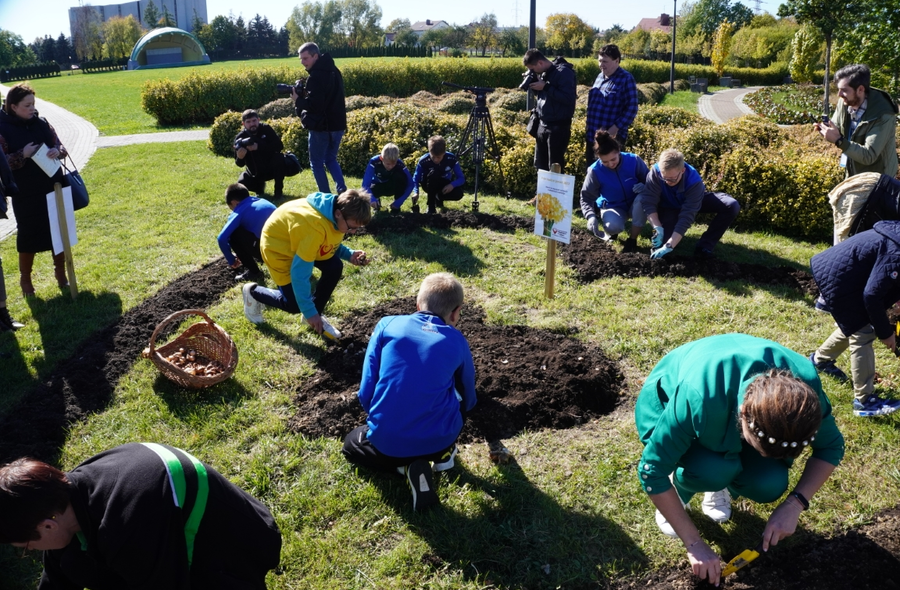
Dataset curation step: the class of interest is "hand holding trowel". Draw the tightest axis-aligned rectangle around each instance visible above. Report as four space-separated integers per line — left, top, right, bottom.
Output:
722 541 764 577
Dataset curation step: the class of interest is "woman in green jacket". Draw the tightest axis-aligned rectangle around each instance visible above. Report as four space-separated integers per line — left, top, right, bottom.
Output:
635 333 844 584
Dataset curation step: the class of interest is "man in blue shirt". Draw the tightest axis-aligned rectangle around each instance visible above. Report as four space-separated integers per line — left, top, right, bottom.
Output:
342 272 477 510
217 183 276 281
585 44 639 165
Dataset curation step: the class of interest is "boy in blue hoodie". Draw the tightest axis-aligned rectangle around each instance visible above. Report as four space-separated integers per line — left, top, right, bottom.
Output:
217 183 276 282
342 272 478 510
362 143 415 213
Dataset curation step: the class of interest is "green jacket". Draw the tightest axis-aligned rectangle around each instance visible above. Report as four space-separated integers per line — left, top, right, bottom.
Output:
832 88 899 178
634 334 844 496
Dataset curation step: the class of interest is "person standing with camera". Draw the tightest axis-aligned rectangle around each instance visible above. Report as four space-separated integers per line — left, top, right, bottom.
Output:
292 42 347 195
234 109 286 198
522 49 577 173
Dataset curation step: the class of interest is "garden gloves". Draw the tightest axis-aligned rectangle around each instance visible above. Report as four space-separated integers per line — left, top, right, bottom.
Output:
651 225 665 249
650 245 674 259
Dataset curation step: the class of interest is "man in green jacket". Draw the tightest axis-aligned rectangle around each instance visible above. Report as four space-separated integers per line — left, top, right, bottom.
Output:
635 334 844 584
815 64 898 179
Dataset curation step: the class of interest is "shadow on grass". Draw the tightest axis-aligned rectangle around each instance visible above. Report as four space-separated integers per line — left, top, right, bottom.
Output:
0 545 42 590
355 457 648 588
369 226 486 277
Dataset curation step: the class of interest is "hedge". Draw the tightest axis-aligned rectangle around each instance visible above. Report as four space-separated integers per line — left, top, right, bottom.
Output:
0 62 60 83
80 58 128 74
144 58 791 127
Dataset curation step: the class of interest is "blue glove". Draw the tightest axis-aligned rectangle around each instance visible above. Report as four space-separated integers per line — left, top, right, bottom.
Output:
651 225 665 249
596 197 609 210
650 245 674 259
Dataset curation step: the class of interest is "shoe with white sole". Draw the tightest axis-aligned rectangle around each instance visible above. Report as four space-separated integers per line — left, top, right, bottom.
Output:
405 459 439 511
701 488 732 523
432 445 458 472
242 283 264 324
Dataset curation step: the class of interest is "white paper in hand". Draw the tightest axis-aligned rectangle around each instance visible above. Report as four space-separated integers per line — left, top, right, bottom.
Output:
32 144 62 178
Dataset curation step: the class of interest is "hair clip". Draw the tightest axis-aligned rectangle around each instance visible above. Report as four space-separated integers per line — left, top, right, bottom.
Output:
757 430 764 438
768 437 776 444
790 442 798 448
781 441 789 447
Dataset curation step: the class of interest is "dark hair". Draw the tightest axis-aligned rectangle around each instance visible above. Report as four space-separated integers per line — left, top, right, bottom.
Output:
3 83 35 115
523 48 547 66
0 458 71 543
598 44 622 61
336 189 373 226
834 64 870 92
225 183 251 205
594 130 621 158
241 109 259 121
428 135 446 156
298 42 320 57
740 369 822 459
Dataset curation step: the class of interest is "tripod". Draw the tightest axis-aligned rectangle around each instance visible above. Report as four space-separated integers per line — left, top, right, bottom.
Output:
442 81 507 212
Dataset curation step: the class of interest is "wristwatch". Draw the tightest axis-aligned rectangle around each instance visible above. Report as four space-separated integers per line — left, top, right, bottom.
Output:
835 136 844 149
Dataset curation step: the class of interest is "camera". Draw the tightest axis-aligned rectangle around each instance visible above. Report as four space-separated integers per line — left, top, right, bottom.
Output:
234 137 256 150
518 70 539 91
820 114 830 124
276 79 305 95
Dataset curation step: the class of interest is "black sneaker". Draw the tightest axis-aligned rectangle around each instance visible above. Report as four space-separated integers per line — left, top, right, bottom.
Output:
809 352 848 382
405 459 439 511
814 295 832 314
0 307 23 332
622 238 638 253
235 269 264 282
694 247 715 260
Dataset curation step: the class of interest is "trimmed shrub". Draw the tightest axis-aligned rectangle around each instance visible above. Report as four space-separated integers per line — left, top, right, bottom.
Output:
345 95 391 111
492 90 528 113
208 111 243 158
637 82 669 105
257 98 295 121
438 92 477 115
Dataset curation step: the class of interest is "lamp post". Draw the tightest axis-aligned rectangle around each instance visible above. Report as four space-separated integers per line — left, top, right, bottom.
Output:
669 0 677 94
527 0 536 111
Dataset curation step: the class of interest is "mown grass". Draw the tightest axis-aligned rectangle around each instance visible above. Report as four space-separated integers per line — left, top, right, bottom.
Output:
3 121 900 589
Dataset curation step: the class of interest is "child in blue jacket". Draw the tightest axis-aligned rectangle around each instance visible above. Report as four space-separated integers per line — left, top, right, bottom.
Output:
811 220 900 416
217 183 275 281
361 143 415 213
412 136 465 215
342 272 477 510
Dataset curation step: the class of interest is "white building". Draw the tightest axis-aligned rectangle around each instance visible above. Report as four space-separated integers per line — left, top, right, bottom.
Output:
69 0 208 35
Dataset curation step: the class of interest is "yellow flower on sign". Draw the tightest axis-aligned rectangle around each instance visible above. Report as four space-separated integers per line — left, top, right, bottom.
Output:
536 193 567 223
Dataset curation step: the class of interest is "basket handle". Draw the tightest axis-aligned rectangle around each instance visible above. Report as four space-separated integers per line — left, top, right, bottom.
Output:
148 309 218 357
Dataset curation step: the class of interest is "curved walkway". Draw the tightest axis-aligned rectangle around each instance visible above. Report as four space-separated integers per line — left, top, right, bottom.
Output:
0 85 208 241
698 86 759 124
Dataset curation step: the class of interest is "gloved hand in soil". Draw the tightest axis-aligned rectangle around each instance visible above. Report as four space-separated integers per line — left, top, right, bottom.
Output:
651 245 673 259
651 225 665 249
587 216 604 239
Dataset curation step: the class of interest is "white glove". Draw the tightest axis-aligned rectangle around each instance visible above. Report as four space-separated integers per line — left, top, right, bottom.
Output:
587 216 604 238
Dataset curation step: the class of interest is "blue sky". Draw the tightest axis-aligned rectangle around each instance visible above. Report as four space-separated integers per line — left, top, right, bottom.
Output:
1 0 785 44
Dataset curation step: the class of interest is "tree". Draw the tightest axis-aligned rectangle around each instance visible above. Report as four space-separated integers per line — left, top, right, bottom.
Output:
498 27 527 57
599 24 626 45
103 15 144 59
711 19 736 76
386 18 410 33
160 5 176 28
729 18 798 67
778 0 860 110
680 0 753 49
835 0 900 95
143 0 161 29
544 13 594 56
286 1 342 52
191 9 205 34
71 5 103 60
0 30 36 67
789 22 823 83
204 15 238 53
337 0 383 49
617 28 652 59
393 28 419 46
470 13 498 57
55 34 74 65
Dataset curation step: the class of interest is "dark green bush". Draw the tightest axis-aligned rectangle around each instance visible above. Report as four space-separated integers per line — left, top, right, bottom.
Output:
345 95 391 111
257 98 295 120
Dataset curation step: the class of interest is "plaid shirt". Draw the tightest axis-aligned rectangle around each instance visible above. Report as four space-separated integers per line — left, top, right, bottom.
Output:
586 66 639 143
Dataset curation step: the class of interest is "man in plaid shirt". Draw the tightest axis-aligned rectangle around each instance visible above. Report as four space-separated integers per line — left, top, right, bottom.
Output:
586 44 639 165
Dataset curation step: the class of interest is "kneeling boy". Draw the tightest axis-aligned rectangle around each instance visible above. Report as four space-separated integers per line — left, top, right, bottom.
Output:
217 183 276 281
342 272 477 510
362 143 415 212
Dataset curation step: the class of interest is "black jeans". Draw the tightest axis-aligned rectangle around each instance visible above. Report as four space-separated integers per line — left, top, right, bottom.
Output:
422 171 464 209
249 255 343 315
341 425 458 472
238 170 284 196
534 120 572 172
229 227 262 274
657 192 741 252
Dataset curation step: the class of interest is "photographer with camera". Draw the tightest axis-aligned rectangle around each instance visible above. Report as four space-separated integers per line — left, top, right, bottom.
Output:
522 49 577 173
234 109 286 198
291 42 347 195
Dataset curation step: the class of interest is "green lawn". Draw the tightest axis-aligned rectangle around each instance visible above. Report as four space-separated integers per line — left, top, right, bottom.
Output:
2 88 900 589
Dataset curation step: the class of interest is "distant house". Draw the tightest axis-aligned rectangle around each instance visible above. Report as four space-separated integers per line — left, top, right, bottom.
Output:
634 13 673 34
410 19 451 38
384 32 397 46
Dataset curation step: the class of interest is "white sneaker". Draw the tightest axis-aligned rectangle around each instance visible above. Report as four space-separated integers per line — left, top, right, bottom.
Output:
320 316 342 341
655 509 679 538
701 489 732 523
242 283 264 324
432 445 457 472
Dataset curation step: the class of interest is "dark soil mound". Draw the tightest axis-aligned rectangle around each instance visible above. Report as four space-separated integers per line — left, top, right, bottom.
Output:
607 507 900 589
361 209 534 235
287 297 625 442
561 231 818 296
0 260 235 463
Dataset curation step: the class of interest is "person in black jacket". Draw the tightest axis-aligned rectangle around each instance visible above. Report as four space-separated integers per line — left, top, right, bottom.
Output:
0 443 282 589
0 147 24 332
234 109 286 198
523 48 577 173
810 220 900 417
292 42 347 194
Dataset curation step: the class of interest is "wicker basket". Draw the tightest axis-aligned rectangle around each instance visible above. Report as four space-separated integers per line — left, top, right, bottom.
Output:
148 309 238 389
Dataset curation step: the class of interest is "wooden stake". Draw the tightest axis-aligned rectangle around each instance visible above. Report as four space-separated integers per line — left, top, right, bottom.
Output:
53 183 78 299
543 164 560 299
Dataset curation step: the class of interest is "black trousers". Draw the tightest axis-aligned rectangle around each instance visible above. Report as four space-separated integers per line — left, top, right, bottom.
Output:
421 172 464 209
342 425 457 472
238 170 284 196
534 121 572 172
250 255 343 315
229 227 262 274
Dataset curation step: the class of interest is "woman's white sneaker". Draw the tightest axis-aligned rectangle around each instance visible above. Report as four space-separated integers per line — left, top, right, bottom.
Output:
701 489 732 523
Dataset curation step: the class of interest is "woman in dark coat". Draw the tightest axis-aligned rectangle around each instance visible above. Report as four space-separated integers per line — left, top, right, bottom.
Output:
0 83 68 296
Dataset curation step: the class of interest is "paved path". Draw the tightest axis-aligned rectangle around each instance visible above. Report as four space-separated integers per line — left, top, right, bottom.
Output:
698 86 759 124
0 84 208 241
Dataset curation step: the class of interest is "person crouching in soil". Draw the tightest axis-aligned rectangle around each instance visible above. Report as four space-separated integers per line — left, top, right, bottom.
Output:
0 443 282 589
635 333 844 584
342 272 477 511
241 189 371 340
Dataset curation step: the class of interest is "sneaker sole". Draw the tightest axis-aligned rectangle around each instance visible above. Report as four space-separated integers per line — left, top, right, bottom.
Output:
242 284 264 324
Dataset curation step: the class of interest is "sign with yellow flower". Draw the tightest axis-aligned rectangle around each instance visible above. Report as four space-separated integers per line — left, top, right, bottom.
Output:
534 170 574 243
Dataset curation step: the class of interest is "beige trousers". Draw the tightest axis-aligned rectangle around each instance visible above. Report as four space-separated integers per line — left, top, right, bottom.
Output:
815 324 876 401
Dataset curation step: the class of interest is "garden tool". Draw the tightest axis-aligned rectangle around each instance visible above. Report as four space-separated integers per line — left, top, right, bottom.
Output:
722 541 764 577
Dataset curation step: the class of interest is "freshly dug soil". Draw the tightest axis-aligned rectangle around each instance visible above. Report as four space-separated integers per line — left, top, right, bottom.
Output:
288 297 625 442
606 507 900 589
